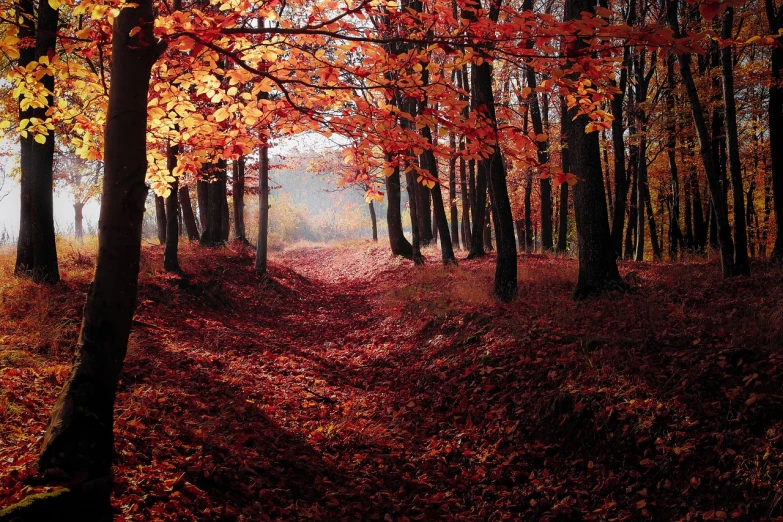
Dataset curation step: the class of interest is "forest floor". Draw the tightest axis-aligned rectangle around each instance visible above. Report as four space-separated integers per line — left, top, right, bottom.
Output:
1 240 783 521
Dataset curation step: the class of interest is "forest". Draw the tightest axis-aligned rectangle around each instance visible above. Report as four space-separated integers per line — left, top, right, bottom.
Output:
0 0 783 519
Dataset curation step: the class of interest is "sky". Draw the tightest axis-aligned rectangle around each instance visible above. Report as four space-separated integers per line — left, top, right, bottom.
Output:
0 132 348 241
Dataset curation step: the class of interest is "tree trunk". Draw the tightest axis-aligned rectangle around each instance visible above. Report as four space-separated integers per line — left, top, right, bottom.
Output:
467 164 488 258
200 161 227 247
624 161 638 259
459 150 471 249
384 154 413 257
196 179 208 232
666 56 684 259
405 167 425 265
18 0 60 283
721 7 750 275
524 168 533 252
566 0 624 299
155 195 167 245
163 144 180 273
369 201 378 241
74 202 84 242
255 143 270 274
38 0 157 487
556 98 570 253
449 133 460 250
179 186 199 240
483 205 493 251
232 157 247 243
14 0 35 275
767 0 783 262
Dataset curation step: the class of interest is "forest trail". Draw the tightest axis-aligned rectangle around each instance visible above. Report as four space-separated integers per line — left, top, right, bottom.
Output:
3 243 783 520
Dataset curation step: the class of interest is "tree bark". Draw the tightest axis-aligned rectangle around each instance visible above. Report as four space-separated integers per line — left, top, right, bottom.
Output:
556 98 570 253
721 7 750 275
18 0 61 283
163 144 180 272
178 186 199 240
14 0 35 275
155 195 167 245
369 201 378 241
767 0 783 262
384 154 413 257
232 157 248 243
74 202 84 242
38 0 157 486
449 133 460 251
196 179 208 232
666 56 684 259
566 0 624 299
255 142 270 274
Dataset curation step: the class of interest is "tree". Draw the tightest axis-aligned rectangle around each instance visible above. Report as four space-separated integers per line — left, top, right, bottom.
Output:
37 0 159 498
565 0 625 299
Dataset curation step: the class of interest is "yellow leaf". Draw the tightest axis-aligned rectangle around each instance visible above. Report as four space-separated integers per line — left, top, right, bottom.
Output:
48 0 60 9
34 133 46 144
129 26 141 37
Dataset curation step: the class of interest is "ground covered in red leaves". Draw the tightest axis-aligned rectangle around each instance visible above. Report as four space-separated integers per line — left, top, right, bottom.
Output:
2 242 783 521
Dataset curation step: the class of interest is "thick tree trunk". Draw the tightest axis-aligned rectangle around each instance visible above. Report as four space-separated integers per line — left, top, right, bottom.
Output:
668 0 735 276
384 154 413 257
369 201 378 241
163 145 180 272
74 203 84 242
200 161 228 247
38 0 156 487
14 0 35 275
416 183 433 245
17 0 60 283
566 0 624 299
154 195 167 245
255 143 270 274
232 157 247 243
721 8 750 275
178 186 199 240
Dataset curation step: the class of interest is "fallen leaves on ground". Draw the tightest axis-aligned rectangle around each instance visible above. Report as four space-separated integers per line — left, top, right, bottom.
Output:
1 242 783 521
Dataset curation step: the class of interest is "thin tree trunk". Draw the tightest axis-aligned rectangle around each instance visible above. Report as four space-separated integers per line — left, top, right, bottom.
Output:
164 144 180 272
196 179 208 232
179 185 199 240
155 195 167 245
232 157 248 243
74 202 84 242
449 132 460 250
721 7 750 274
667 56 684 259
557 98 570 253
255 142 270 274
38 0 157 491
369 201 378 241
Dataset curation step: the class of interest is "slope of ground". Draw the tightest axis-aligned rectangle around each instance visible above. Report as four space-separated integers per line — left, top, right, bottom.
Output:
1 241 783 521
